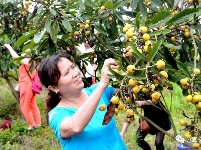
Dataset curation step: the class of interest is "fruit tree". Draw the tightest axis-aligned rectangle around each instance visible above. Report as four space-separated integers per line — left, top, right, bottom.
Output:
1 0 201 149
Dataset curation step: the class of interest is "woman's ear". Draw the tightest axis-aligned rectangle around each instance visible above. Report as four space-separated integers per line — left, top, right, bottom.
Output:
48 85 59 93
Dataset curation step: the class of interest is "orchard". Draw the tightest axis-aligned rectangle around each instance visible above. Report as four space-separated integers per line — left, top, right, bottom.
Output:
1 0 201 149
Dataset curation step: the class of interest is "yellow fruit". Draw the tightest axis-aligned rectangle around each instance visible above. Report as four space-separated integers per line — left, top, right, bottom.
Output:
44 1 48 5
114 108 119 114
186 95 193 102
126 109 134 117
179 119 186 126
74 31 80 36
189 0 193 3
85 30 90 36
193 68 200 75
169 47 176 52
99 104 107 111
142 87 149 93
160 71 168 79
85 20 90 24
128 49 134 57
125 97 131 103
192 142 200 149
128 79 137 87
142 33 150 41
172 10 178 16
125 24 132 28
199 0 201 3
25 1 29 5
193 95 201 103
123 27 128 33
139 26 147 34
128 27 134 32
127 65 135 74
144 46 148 52
110 96 120 104
118 104 124 110
156 60 165 70
171 36 176 42
84 24 89 29
151 84 155 91
101 6 106 10
151 91 161 100
108 17 113 21
184 132 192 139
133 86 140 94
184 31 190 37
180 78 188 85
196 102 201 109
145 40 152 46
126 30 134 38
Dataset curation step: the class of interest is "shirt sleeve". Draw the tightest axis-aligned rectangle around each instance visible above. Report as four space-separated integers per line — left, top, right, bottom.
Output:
48 109 71 141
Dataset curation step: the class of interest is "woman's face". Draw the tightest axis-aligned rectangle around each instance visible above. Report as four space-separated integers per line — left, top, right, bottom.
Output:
56 57 84 94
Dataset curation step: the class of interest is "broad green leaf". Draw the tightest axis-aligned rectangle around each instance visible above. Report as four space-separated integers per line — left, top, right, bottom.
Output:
149 0 163 12
59 10 69 18
148 41 162 61
131 0 139 10
34 30 46 43
94 25 108 35
14 30 37 47
62 18 72 32
192 25 201 33
50 21 58 44
177 61 191 77
130 43 146 60
114 12 124 23
150 10 171 24
135 12 140 29
45 14 53 33
79 0 85 12
149 29 170 36
114 0 126 9
138 0 147 16
104 0 114 9
50 8 57 16
166 8 198 26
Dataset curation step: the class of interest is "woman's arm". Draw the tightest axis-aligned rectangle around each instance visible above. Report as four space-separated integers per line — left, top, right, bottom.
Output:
3 44 30 65
136 100 153 107
60 58 119 138
120 121 130 139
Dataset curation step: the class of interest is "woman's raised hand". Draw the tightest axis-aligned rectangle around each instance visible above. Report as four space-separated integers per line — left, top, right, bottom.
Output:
99 58 119 88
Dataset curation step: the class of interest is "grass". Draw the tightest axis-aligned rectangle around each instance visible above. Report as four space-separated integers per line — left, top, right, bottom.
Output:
0 82 196 150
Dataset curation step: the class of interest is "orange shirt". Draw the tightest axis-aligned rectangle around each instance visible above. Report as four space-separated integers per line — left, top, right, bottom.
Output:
18 64 36 83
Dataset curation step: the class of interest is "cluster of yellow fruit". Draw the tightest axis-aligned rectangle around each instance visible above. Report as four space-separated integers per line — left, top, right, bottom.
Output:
156 60 168 79
123 24 135 41
24 1 32 11
74 20 91 36
180 68 201 106
182 26 190 38
179 119 200 149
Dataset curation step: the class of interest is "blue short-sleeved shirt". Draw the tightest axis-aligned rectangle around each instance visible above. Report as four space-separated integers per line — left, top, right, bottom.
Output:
48 83 127 150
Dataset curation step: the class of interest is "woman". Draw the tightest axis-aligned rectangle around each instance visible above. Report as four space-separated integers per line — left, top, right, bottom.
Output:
37 53 127 150
3 44 42 131
121 99 171 150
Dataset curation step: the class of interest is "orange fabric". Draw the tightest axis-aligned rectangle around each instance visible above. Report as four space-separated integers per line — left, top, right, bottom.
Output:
18 64 41 127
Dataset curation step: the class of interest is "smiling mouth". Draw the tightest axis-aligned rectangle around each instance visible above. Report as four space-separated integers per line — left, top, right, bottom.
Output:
74 77 81 83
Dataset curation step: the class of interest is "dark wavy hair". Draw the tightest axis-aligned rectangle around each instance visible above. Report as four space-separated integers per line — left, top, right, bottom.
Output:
38 53 72 122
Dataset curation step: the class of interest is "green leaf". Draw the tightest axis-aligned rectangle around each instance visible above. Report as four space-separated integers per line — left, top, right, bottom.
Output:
177 61 191 77
50 8 57 16
150 10 171 24
114 12 124 23
62 18 72 32
166 8 198 26
192 25 201 33
148 41 162 61
95 25 108 35
135 12 140 29
130 43 146 60
45 14 53 33
131 0 139 10
14 30 37 47
34 30 46 43
137 0 147 16
104 0 114 9
50 21 58 44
